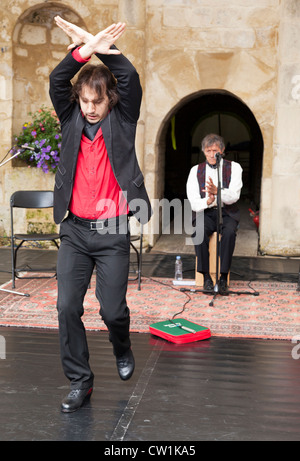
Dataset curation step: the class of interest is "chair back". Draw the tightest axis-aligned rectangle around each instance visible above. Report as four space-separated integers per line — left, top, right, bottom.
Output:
10 190 54 209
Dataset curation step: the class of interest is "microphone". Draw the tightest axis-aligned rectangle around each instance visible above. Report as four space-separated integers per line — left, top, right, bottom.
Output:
214 152 223 159
0 144 40 168
19 145 40 153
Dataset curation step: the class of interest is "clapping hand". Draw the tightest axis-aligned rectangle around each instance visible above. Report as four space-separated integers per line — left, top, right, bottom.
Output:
204 177 218 206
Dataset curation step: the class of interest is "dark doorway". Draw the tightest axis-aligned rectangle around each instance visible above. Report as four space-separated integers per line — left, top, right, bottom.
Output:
164 90 263 209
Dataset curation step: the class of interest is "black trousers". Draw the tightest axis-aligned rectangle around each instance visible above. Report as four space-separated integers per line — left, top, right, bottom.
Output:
194 208 239 275
56 216 131 390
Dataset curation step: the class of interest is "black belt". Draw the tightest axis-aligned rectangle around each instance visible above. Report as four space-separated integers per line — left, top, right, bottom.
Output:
68 212 128 231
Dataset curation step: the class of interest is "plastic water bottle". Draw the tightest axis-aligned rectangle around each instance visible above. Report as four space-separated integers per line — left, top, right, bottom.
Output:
175 255 183 281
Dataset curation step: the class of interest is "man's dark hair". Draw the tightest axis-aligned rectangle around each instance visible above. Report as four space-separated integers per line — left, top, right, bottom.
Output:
71 63 119 108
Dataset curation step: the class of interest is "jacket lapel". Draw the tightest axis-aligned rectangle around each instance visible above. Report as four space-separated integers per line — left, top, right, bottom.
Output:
73 111 84 154
101 113 114 171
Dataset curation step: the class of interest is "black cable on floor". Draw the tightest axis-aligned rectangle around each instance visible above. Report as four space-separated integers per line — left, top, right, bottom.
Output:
142 276 192 319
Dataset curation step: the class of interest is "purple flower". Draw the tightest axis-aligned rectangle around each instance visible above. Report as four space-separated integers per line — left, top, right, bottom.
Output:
13 107 61 173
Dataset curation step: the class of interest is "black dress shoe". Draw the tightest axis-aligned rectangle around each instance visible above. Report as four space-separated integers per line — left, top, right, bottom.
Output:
203 277 214 292
61 387 93 413
116 348 135 381
219 278 229 295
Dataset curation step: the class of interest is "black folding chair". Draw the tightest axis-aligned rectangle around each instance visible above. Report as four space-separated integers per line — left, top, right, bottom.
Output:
10 190 59 288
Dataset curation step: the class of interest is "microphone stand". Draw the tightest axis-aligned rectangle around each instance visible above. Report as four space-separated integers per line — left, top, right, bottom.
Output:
211 153 223 303
0 146 33 297
208 154 259 306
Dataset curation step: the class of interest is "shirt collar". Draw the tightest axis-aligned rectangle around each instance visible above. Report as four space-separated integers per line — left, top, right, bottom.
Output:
206 157 223 169
206 161 218 169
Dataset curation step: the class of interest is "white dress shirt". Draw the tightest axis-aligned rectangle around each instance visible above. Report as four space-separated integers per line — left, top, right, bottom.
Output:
186 159 243 213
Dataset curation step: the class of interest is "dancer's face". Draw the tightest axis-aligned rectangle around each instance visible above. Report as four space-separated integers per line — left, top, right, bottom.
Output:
79 85 110 124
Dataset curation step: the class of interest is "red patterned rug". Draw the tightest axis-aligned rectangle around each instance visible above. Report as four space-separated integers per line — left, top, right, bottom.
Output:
0 275 299 340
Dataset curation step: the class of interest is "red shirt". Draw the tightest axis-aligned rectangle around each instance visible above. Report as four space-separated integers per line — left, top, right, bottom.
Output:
69 48 128 220
69 128 128 220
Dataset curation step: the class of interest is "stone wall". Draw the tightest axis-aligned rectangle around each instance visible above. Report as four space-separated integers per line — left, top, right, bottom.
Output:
260 0 300 255
0 0 299 254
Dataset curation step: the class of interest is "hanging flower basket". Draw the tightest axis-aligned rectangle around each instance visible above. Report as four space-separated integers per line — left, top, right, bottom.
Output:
10 106 61 173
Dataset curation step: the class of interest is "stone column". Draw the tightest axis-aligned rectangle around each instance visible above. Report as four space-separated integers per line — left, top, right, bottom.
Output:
118 0 146 173
260 0 300 255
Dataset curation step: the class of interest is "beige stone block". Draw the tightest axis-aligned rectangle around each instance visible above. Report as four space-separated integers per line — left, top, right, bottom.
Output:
280 22 300 64
50 28 70 46
272 145 300 177
225 51 275 98
248 89 276 128
146 50 200 113
51 51 68 61
194 52 234 89
163 6 213 28
221 28 256 49
143 172 156 206
275 106 300 146
260 124 273 178
247 6 279 27
0 75 9 100
36 66 50 78
259 177 273 240
14 46 28 57
255 26 278 49
162 7 189 28
20 25 47 45
118 0 145 27
267 174 300 254
0 119 12 143
285 0 300 21
215 7 248 28
118 30 145 76
0 103 12 123
146 73 175 118
201 0 277 5
135 121 145 169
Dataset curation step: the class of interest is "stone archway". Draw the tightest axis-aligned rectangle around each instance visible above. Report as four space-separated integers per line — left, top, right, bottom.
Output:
153 89 263 254
163 89 263 208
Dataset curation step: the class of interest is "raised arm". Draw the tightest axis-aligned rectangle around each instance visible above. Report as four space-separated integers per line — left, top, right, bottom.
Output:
51 17 142 124
54 16 93 48
54 16 126 57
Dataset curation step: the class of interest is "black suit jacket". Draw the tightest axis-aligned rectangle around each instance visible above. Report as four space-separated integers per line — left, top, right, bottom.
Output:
49 48 152 225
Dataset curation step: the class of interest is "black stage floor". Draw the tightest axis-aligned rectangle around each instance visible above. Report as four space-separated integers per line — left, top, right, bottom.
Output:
1 327 300 442
1 248 300 442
